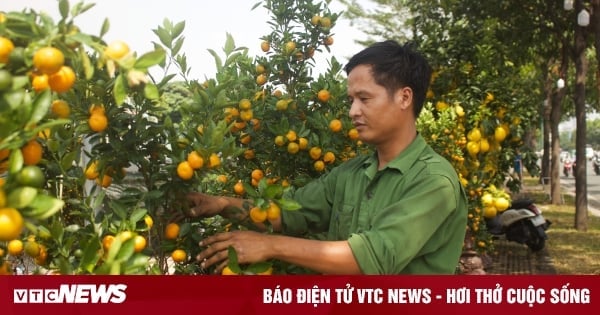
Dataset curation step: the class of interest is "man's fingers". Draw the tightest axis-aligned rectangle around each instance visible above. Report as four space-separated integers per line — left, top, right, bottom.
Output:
214 260 229 274
197 246 229 270
200 231 232 246
197 232 233 259
186 192 200 203
187 207 199 217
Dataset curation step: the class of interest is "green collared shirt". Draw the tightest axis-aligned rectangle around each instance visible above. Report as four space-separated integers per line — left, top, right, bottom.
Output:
281 134 468 274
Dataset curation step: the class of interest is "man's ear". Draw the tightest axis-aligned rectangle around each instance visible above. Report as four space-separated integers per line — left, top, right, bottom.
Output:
394 86 413 110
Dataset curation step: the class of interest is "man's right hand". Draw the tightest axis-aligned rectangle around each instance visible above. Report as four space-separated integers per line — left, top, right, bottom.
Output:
186 192 227 217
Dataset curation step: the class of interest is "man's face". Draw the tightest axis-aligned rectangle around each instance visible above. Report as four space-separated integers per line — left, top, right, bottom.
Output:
347 64 410 146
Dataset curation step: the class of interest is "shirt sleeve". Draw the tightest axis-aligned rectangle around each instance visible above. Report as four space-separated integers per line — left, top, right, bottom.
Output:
347 174 461 274
280 172 336 236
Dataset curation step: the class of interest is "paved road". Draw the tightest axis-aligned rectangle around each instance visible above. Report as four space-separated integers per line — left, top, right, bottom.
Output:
560 159 600 216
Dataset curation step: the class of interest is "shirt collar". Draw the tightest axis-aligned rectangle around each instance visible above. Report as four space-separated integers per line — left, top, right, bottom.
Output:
361 133 429 177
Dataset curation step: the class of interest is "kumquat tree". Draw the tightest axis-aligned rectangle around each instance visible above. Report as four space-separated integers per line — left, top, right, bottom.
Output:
1 0 529 276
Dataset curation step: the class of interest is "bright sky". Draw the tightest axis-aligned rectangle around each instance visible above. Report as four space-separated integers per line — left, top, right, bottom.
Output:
3 0 369 79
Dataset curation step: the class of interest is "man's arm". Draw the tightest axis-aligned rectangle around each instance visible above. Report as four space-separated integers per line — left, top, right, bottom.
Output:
198 230 362 275
269 235 361 274
187 193 282 232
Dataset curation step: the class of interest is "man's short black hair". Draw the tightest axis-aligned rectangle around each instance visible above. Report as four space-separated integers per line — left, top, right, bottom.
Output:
344 40 432 117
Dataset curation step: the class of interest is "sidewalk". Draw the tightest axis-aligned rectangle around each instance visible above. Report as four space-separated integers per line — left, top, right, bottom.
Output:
482 181 559 275
485 238 556 275
483 178 598 274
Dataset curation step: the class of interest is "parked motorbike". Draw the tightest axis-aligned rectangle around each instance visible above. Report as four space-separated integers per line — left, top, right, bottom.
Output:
485 199 551 252
593 156 600 175
563 159 573 177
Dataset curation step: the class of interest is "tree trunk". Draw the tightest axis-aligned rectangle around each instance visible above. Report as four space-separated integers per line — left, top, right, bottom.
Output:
540 73 551 183
541 106 550 177
550 44 569 205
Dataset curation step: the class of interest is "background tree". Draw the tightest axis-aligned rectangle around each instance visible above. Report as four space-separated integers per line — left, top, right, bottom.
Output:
340 0 598 231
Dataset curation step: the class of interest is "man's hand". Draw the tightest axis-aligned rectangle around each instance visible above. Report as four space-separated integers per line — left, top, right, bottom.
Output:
197 230 272 274
186 192 227 217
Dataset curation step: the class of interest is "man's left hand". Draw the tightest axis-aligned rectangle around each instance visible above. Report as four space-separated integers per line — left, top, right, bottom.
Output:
197 230 272 274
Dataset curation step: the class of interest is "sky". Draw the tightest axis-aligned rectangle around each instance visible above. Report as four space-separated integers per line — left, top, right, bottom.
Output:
3 0 370 79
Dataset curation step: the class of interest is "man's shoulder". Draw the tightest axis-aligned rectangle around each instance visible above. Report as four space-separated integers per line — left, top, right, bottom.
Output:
419 145 454 169
335 153 372 169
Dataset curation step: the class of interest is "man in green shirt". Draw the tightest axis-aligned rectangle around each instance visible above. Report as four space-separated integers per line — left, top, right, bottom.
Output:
187 40 468 274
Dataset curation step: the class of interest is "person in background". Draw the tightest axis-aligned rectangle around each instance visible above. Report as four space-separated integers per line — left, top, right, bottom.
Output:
514 149 523 182
185 40 468 275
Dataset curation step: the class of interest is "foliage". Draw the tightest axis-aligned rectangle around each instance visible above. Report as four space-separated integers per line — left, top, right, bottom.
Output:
0 0 365 275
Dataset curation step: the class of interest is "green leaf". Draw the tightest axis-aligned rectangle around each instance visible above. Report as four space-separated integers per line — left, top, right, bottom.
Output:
113 74 127 105
90 190 106 210
100 18 110 37
58 257 74 275
2 89 26 110
36 224 52 239
79 235 101 273
115 238 135 262
179 222 191 237
80 48 94 80
129 208 147 225
123 255 151 274
110 262 121 275
58 0 69 19
25 194 65 220
49 220 65 242
246 261 272 274
257 178 268 195
73 3 96 17
11 75 30 90
8 149 24 174
208 49 223 71
277 198 302 211
242 182 257 198
172 21 186 38
110 200 128 219
171 37 185 56
145 190 164 200
264 184 283 199
60 150 78 171
224 33 235 55
71 32 96 48
224 52 242 67
227 246 242 274
134 49 166 69
105 237 122 262
26 89 52 128
214 89 229 108
153 26 171 48
144 83 159 100
7 186 37 209
63 224 80 233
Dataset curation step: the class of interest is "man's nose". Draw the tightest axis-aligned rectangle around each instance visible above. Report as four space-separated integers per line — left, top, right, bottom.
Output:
348 100 359 118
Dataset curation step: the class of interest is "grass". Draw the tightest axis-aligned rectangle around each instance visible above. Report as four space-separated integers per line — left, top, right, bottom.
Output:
517 177 600 274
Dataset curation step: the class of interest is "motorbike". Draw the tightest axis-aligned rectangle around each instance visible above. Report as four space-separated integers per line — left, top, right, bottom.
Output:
563 159 573 177
485 199 551 252
593 156 600 175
